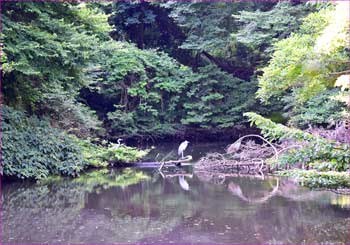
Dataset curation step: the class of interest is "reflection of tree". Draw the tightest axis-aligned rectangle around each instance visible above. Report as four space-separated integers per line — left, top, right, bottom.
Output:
2 181 87 244
195 170 334 204
2 168 350 244
193 169 350 244
73 168 150 192
2 169 179 244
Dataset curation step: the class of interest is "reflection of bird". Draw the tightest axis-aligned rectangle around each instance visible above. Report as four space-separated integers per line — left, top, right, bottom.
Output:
178 140 189 159
179 176 189 191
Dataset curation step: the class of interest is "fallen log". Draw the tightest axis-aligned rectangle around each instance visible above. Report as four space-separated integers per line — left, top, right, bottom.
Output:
130 155 193 169
158 155 193 170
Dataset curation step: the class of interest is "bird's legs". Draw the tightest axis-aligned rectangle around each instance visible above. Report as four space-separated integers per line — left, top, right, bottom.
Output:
181 152 184 159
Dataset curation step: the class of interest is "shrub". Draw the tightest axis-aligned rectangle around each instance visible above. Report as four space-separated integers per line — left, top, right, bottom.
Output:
288 89 346 128
245 112 350 171
1 106 149 180
276 143 350 171
76 139 149 168
1 106 87 180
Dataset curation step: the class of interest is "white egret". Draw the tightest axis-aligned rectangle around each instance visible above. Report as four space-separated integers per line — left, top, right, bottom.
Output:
112 138 123 149
178 140 189 159
116 138 123 147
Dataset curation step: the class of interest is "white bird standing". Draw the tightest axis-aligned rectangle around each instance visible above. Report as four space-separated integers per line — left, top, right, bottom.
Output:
117 138 123 146
178 140 189 159
112 138 123 149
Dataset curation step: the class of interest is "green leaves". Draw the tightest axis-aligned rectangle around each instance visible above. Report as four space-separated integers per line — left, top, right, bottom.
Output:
288 89 346 128
1 106 148 180
233 1 314 63
76 138 149 168
245 112 350 172
257 4 348 104
93 41 189 136
244 112 317 142
182 64 256 128
2 2 109 109
1 106 87 180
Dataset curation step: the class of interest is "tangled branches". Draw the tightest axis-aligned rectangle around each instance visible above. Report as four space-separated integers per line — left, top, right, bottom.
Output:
195 134 304 174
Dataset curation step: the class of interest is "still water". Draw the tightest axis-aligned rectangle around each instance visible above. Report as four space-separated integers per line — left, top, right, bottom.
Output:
2 142 350 244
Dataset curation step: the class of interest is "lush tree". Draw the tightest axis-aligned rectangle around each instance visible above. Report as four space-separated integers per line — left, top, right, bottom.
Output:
1 2 149 180
232 1 315 71
257 2 349 103
167 1 263 79
287 89 346 128
1 2 109 135
84 41 263 136
181 64 256 128
257 2 349 127
84 41 192 136
2 2 110 106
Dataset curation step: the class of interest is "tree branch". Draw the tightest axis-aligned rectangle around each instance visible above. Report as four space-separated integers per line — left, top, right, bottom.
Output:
330 70 350 76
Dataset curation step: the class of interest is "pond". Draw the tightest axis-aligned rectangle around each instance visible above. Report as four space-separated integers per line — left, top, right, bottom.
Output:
2 142 350 244
139 140 232 162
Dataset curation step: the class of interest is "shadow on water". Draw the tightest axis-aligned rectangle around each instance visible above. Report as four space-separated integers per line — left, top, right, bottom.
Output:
2 142 350 244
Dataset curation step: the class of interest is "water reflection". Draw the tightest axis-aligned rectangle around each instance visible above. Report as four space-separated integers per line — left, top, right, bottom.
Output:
178 176 190 191
2 167 350 244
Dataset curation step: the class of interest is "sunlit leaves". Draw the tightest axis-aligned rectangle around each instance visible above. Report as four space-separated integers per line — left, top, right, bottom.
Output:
257 3 349 108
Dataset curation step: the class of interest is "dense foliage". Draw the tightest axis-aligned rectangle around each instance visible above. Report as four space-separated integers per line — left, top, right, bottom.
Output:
93 0 314 137
89 41 191 136
1 2 150 180
1 106 147 180
86 41 259 136
2 0 317 139
2 1 348 182
257 2 349 127
2 2 108 136
245 112 350 174
1 106 87 180
232 1 314 71
288 89 346 128
77 139 149 168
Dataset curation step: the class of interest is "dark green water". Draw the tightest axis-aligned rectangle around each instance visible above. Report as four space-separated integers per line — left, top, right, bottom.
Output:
2 142 350 244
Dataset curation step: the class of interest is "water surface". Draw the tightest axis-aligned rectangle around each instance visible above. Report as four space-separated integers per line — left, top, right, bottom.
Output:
2 142 350 244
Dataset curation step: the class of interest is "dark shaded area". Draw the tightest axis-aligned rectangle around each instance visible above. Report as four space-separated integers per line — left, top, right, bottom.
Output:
107 1 194 66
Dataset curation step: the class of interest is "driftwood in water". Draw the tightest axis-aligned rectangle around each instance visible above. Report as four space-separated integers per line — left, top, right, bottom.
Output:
195 150 268 174
131 155 193 168
158 155 192 170
196 135 303 174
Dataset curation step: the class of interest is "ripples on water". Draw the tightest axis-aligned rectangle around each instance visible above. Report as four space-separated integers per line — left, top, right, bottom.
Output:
2 142 350 244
